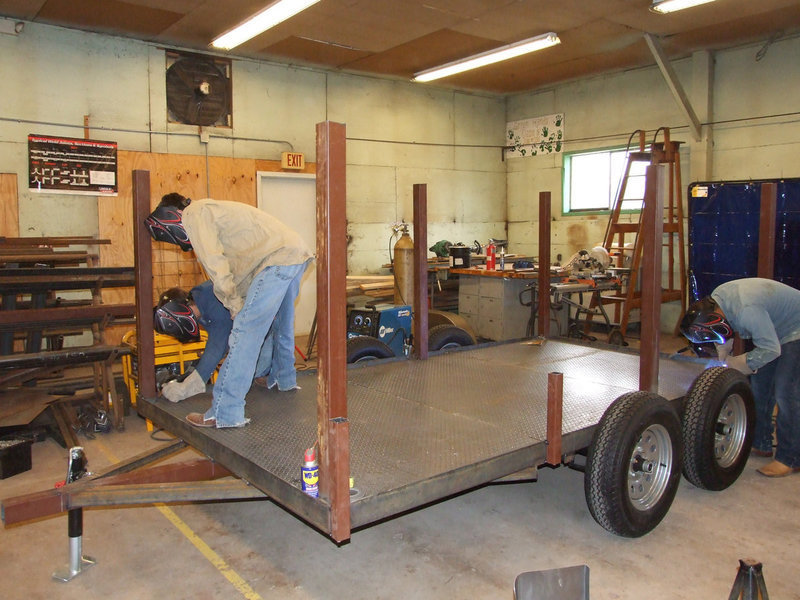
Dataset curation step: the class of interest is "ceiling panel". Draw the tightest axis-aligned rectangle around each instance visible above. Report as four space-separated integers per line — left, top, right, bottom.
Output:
0 0 796 95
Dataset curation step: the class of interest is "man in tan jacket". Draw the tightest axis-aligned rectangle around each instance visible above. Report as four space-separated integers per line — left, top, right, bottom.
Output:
145 193 313 428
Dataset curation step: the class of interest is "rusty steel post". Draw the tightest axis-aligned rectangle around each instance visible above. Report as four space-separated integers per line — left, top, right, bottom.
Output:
546 372 563 465
315 121 351 543
639 165 665 394
537 191 552 337
413 184 429 359
758 182 777 280
132 170 156 401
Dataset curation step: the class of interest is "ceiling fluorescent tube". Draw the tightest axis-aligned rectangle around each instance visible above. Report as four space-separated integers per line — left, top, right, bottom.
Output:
413 32 560 83
212 0 320 50
650 0 716 14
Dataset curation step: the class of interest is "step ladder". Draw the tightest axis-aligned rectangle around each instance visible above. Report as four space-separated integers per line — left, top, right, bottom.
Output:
588 128 687 344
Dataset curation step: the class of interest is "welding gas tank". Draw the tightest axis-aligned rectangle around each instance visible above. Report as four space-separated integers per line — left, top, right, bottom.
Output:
393 230 414 305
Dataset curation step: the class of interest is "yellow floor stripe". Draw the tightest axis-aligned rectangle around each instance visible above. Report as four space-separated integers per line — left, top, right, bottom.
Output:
95 439 262 600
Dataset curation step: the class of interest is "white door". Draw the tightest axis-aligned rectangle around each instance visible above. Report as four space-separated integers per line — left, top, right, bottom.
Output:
257 172 316 336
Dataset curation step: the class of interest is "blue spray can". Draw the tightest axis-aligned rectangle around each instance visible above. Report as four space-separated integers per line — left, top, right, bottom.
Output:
301 446 319 497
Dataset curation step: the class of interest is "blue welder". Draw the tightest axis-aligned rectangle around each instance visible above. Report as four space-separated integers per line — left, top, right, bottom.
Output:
346 304 412 357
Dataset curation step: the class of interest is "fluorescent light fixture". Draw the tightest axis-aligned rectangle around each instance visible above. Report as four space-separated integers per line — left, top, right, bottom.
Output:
413 32 560 83
212 0 320 50
650 0 716 14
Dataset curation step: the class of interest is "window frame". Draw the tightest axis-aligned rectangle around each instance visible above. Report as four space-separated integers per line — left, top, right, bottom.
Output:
562 147 646 216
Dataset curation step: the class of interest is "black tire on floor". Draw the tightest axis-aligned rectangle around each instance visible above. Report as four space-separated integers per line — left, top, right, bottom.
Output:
681 366 755 491
584 391 683 537
427 324 475 351
346 335 395 363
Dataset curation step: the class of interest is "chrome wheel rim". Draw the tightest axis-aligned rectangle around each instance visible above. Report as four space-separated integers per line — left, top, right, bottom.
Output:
715 393 747 468
628 424 673 511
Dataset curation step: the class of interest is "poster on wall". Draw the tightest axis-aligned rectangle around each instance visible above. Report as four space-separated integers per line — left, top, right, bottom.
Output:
28 134 118 195
505 113 564 159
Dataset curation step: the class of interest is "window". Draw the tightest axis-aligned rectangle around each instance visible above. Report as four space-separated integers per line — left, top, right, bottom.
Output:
563 148 646 214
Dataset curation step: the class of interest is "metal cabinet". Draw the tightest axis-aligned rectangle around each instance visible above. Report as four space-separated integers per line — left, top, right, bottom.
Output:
457 274 531 341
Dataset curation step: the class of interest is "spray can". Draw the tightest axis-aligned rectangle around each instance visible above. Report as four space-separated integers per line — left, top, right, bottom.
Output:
301 446 319 497
486 241 496 270
499 247 506 271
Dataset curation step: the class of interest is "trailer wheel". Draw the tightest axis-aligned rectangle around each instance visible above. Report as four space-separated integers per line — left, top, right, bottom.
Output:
681 366 754 491
585 391 682 537
428 324 475 351
346 336 394 363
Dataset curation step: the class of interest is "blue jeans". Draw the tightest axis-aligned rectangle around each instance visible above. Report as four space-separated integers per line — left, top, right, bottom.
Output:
192 281 275 383
204 261 308 427
749 339 800 467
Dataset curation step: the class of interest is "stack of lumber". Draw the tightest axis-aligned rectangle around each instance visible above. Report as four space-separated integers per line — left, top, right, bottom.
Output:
346 275 395 299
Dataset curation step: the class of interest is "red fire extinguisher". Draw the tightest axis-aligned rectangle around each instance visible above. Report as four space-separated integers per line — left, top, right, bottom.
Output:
486 241 496 270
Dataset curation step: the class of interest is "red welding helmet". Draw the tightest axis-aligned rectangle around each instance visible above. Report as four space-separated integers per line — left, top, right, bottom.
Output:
680 297 734 345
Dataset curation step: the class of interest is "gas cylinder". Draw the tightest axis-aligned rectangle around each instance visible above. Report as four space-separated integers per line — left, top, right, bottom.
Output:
393 225 414 305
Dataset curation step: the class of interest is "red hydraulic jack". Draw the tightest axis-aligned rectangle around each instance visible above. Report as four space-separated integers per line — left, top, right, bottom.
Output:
728 559 769 600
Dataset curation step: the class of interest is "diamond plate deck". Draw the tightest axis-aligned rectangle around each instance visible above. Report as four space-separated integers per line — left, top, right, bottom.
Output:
138 340 704 535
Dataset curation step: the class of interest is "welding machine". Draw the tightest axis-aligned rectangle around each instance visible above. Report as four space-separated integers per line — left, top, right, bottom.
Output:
346 304 412 357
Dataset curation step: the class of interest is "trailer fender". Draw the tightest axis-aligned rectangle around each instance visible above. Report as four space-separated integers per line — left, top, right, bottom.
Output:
584 391 682 537
681 366 754 491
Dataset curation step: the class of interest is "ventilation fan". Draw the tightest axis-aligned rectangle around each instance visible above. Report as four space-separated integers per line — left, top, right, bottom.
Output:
166 55 231 127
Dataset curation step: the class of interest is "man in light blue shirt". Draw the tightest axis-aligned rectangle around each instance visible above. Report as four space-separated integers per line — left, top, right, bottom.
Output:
681 278 800 477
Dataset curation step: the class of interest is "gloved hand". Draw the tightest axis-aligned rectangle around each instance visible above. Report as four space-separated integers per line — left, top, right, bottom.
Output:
715 338 734 361
726 353 754 375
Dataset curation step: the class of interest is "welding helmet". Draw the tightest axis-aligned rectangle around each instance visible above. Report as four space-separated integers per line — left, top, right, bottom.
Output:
154 287 200 343
679 297 734 345
144 193 192 251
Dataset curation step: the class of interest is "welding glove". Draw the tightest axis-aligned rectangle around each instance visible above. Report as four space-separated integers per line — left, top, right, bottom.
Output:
161 369 206 402
715 338 734 362
725 353 754 375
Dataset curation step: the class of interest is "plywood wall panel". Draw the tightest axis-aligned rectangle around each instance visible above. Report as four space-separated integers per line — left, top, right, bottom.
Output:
0 173 19 236
208 156 257 206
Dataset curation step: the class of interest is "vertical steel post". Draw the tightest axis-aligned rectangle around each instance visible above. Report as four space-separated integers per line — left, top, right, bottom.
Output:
546 372 563 465
757 182 777 280
132 170 156 401
537 191 552 337
639 165 665 393
52 508 96 581
315 121 351 543
413 184 429 359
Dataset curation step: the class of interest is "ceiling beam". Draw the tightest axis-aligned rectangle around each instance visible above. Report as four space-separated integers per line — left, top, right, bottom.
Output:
644 33 702 141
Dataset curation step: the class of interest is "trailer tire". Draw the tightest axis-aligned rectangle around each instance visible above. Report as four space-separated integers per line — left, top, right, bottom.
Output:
681 366 754 491
346 336 394 363
585 391 682 537
428 324 475 351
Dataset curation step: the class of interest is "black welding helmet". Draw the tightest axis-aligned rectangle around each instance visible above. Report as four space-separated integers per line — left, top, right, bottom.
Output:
144 193 192 251
680 296 734 345
154 287 200 343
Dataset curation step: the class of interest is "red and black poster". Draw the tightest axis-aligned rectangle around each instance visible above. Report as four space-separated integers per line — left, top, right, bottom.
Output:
28 134 117 195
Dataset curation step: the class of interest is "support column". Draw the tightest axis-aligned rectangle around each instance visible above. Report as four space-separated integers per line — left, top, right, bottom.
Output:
537 191 552 337
132 170 156 402
640 165 665 394
757 183 777 279
413 184 428 359
315 121 351 543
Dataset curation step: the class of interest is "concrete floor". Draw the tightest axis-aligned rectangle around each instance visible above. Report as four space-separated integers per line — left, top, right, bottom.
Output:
2 335 799 599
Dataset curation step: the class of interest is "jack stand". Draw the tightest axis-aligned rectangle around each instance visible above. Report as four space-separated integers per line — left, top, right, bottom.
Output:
52 508 96 582
728 558 769 600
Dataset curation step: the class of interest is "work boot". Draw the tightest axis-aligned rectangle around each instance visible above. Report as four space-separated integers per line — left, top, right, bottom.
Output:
161 370 206 403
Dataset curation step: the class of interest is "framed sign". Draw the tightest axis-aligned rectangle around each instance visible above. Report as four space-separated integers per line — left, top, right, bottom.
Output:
28 134 118 195
505 113 564 158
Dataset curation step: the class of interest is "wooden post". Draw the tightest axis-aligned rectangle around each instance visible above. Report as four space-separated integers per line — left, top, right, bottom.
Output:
537 191 552 336
132 170 156 402
546 372 563 465
413 184 428 359
315 121 351 542
639 165 664 394
758 182 777 279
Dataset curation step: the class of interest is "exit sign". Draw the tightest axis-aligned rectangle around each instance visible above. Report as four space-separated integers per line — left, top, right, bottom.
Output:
281 152 305 170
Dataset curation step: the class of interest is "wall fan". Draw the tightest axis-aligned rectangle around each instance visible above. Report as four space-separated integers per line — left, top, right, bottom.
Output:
166 55 231 127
